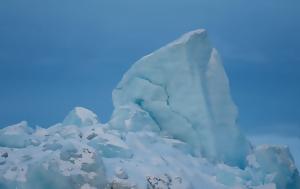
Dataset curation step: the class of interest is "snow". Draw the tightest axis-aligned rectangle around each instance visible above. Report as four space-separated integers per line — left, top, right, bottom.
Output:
0 29 299 189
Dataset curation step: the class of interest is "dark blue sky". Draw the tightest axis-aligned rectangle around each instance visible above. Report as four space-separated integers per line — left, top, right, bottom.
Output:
0 0 299 136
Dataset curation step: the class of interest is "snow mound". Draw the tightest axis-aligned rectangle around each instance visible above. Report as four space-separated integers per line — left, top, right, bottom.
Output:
0 29 299 189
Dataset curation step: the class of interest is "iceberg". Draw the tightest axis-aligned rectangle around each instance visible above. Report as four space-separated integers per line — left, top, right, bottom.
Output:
0 29 299 189
111 29 250 168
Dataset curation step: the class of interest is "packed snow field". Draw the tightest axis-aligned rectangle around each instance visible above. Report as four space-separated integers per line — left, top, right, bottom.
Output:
0 29 299 189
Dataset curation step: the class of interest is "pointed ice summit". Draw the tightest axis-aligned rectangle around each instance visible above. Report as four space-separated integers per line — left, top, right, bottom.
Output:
111 29 250 167
0 29 299 189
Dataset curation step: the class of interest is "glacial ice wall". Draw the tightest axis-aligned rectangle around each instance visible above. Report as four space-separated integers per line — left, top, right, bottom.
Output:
111 29 250 167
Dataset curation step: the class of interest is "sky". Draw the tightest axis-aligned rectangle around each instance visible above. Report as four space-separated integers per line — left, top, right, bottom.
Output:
0 0 300 138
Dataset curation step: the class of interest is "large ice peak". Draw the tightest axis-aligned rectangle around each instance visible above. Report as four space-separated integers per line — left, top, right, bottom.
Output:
111 29 250 167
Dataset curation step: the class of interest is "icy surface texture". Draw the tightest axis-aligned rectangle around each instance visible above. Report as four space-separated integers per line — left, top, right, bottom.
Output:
1 114 299 188
0 119 107 189
111 29 250 167
0 29 299 189
247 145 300 188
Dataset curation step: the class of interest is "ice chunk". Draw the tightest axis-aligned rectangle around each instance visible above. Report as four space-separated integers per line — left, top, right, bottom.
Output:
247 145 300 189
0 121 33 148
111 29 250 167
63 107 99 127
43 143 63 151
0 121 32 135
88 140 133 159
